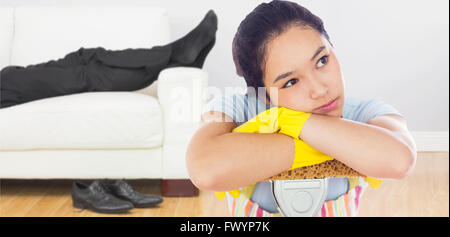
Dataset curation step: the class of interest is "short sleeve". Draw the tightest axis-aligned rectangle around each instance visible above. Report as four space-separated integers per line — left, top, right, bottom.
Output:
354 98 403 123
201 93 248 124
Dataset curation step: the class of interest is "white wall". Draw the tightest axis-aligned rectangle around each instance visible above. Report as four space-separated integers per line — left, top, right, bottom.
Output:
1 0 448 133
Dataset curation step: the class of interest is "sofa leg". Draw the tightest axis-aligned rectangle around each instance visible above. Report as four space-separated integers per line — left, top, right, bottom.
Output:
161 179 199 197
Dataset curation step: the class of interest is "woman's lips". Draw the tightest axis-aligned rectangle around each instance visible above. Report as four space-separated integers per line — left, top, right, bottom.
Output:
314 97 339 113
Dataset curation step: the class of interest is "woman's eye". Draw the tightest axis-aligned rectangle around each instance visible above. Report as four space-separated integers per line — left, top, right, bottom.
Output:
282 78 298 88
317 55 329 68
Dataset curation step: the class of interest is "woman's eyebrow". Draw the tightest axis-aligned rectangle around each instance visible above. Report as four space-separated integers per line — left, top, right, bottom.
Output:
310 45 326 62
273 71 294 84
273 45 326 84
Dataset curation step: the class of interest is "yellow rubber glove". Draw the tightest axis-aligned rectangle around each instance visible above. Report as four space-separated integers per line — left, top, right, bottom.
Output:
232 107 310 137
215 107 330 199
289 138 334 170
233 106 333 170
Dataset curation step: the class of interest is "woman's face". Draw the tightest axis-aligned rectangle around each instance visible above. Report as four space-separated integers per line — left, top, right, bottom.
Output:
262 25 345 117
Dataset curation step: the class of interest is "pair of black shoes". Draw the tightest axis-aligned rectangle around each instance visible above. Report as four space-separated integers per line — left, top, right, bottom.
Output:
72 180 163 214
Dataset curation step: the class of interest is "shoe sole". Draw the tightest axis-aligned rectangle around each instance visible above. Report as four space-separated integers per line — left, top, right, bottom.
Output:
133 202 163 208
72 198 133 214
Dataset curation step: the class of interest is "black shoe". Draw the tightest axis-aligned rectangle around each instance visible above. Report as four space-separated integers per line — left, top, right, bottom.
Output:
168 9 218 65
189 36 216 68
102 180 163 208
72 180 134 214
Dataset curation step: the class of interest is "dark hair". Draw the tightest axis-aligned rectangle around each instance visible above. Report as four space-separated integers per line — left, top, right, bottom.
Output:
232 0 332 95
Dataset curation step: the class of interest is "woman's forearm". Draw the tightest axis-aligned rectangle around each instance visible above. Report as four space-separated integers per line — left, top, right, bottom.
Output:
187 132 295 192
299 114 414 179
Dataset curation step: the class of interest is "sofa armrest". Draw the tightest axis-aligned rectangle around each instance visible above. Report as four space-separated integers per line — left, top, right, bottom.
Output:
157 67 208 179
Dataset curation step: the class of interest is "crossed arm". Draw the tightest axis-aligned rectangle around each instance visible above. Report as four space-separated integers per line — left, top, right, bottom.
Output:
186 111 417 192
299 113 417 179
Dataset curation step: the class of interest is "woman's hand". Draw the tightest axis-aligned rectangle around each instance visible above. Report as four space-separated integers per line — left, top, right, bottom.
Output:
233 107 334 170
232 107 311 139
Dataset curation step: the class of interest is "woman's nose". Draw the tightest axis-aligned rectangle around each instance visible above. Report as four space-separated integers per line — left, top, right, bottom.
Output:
308 78 328 99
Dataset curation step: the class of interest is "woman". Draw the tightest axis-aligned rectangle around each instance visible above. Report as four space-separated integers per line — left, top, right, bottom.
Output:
186 0 417 217
0 10 217 109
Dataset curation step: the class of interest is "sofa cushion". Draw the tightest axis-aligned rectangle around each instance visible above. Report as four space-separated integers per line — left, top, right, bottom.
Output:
11 5 170 66
0 6 14 69
0 92 163 150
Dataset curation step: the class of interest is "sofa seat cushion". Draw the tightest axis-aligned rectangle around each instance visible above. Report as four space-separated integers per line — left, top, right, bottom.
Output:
0 92 163 150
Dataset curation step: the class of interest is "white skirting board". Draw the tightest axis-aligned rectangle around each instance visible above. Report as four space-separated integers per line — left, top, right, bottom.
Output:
411 131 449 152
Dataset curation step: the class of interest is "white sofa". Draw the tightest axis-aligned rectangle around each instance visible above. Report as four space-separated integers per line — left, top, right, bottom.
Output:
0 5 208 196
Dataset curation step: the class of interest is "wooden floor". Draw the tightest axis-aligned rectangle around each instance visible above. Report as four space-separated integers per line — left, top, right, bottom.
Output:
0 152 448 217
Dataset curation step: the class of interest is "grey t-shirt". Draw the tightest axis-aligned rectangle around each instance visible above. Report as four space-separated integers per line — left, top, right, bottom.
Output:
202 93 403 213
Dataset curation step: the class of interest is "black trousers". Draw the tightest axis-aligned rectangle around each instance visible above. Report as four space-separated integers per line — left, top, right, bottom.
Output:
0 45 179 108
